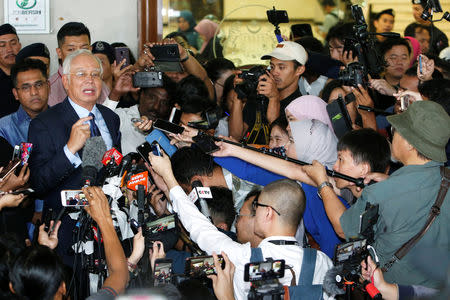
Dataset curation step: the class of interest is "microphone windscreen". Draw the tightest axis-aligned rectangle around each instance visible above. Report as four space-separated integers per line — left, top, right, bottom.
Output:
82 136 107 171
323 265 345 296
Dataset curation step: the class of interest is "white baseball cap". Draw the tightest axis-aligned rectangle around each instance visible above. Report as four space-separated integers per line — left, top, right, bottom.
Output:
261 41 308 65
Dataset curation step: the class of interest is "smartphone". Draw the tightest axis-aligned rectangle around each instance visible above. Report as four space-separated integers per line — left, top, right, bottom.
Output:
20 142 33 166
12 145 20 161
169 107 182 125
185 255 224 278
131 118 143 123
0 159 21 180
326 95 353 139
60 190 88 207
400 95 412 111
359 203 379 236
192 134 219 154
244 259 285 282
146 129 178 157
150 44 180 62
334 239 367 265
11 188 34 195
266 8 289 25
153 258 173 286
130 218 140 235
419 55 423 74
136 141 158 165
153 119 184 135
114 47 130 69
145 214 177 235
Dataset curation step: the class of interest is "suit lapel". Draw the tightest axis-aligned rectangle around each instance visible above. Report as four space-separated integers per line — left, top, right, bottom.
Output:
97 105 120 148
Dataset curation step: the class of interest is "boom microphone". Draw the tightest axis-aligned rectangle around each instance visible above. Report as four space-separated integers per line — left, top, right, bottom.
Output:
81 136 107 186
323 265 345 296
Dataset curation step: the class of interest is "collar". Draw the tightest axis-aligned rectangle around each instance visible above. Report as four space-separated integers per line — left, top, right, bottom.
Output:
222 168 233 190
68 97 99 119
283 88 302 102
57 65 63 78
16 105 32 122
391 160 443 177
259 235 297 246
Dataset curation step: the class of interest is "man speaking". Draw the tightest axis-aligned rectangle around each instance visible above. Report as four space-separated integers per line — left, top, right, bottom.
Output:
28 49 121 264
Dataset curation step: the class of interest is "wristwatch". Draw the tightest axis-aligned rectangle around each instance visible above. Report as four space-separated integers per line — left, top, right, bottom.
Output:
317 181 333 197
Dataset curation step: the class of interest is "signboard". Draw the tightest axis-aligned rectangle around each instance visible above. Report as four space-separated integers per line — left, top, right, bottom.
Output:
4 0 50 34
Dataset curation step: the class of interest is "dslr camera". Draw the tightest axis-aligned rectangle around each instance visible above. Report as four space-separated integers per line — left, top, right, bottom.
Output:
234 65 267 100
338 62 368 88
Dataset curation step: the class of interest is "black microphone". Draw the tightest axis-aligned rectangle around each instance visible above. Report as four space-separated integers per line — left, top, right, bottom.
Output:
81 136 107 186
118 153 132 178
323 265 345 296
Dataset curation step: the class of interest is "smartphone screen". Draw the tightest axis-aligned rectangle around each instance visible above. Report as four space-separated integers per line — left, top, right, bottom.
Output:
244 259 285 282
154 259 173 286
0 159 21 180
145 214 176 234
60 190 88 207
154 119 184 135
186 255 224 277
192 135 219 154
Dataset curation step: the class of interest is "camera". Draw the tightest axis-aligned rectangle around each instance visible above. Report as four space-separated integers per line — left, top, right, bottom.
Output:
338 62 368 88
143 214 179 251
234 65 267 100
133 71 163 88
185 255 224 278
245 259 286 300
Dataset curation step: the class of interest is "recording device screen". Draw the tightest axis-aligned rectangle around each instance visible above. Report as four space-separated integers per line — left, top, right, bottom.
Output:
154 259 173 286
154 119 184 135
60 190 88 207
0 159 21 180
146 214 176 234
334 239 367 265
244 260 285 282
186 255 224 277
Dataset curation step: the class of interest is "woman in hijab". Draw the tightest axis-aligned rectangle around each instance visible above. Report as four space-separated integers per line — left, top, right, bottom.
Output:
404 36 421 67
178 10 200 50
194 19 223 62
285 95 335 134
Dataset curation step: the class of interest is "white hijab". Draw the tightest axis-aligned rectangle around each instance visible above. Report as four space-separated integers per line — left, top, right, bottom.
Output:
290 119 338 169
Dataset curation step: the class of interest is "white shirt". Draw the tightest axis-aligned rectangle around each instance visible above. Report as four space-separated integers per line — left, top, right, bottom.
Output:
298 75 328 96
103 99 146 155
169 186 334 300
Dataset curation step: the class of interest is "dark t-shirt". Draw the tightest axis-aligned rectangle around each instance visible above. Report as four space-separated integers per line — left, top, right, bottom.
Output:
404 22 449 54
0 68 19 118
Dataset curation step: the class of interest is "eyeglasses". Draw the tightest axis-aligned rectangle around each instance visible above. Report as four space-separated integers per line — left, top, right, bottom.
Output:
252 196 281 216
17 80 47 93
69 70 102 81
235 212 254 221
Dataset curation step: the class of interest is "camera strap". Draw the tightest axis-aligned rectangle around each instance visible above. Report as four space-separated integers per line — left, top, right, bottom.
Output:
382 166 449 272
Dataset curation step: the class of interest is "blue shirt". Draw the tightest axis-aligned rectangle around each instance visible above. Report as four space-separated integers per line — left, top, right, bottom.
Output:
214 157 348 258
0 105 31 146
64 98 113 167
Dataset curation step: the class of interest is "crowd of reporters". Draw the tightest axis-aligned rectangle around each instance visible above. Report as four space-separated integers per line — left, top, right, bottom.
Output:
0 1 449 299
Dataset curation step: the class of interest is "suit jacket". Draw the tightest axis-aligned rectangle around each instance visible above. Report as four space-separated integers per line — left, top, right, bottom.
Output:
28 97 121 210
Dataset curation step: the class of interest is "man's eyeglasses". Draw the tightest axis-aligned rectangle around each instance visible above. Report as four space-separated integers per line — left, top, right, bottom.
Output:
252 196 281 216
69 70 102 81
235 212 254 221
17 80 47 93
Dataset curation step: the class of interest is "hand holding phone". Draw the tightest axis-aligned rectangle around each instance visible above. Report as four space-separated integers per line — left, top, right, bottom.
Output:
60 190 88 207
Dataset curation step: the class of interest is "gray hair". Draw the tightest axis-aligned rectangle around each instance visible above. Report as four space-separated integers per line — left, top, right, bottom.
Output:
62 49 103 76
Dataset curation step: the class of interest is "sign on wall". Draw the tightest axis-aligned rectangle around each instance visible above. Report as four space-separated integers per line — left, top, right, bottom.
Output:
4 0 50 34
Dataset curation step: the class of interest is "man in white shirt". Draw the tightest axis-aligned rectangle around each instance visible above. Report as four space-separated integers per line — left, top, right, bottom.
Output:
148 152 334 300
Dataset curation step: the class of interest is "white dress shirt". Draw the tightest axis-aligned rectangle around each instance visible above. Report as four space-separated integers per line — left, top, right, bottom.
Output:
169 186 334 300
298 75 328 96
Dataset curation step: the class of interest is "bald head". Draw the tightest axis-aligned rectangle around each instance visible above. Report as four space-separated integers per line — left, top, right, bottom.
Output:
260 179 305 230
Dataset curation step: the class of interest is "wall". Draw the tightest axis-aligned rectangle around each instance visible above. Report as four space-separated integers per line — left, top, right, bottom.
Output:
0 0 139 75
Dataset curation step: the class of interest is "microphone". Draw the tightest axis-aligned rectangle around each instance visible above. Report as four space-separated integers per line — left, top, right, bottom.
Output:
323 265 345 296
126 171 149 192
81 136 107 186
190 181 212 218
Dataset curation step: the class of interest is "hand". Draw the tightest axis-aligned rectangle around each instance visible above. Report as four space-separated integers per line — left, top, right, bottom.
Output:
136 43 156 69
110 64 139 100
0 164 30 192
147 184 168 217
38 220 61 249
369 79 396 96
352 84 375 114
67 116 92 154
83 186 112 224
302 160 329 187
128 228 145 265
361 256 398 300
417 54 434 82
211 136 235 157
163 38 188 61
168 125 198 146
145 165 169 195
133 115 153 132
0 193 25 211
393 90 422 112
32 211 43 224
149 241 166 270
148 151 173 180
341 50 358 66
257 72 280 100
207 251 236 300
363 172 389 185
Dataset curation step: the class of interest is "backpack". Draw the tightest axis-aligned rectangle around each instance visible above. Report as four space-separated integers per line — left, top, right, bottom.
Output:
250 247 323 300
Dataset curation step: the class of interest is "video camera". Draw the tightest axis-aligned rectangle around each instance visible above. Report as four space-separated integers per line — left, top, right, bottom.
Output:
234 65 267 100
338 5 400 87
245 259 286 300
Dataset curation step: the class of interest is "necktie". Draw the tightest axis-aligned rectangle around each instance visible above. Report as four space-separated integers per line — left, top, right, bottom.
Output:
89 112 101 137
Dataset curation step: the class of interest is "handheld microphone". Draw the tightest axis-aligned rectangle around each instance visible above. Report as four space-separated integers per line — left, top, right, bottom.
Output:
81 136 107 186
191 181 212 218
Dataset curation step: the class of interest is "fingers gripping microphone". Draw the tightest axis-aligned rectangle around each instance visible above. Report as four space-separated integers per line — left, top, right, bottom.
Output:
81 136 107 186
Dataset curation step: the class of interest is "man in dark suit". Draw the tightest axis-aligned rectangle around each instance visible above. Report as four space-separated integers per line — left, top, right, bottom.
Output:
28 49 121 266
